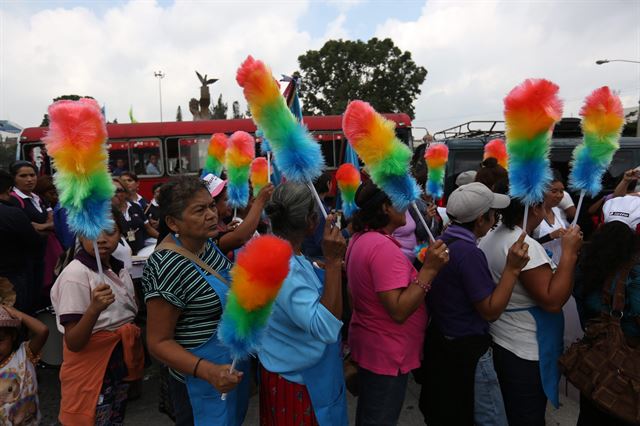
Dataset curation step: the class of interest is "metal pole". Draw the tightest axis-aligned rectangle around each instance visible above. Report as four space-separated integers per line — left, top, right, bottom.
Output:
154 71 165 122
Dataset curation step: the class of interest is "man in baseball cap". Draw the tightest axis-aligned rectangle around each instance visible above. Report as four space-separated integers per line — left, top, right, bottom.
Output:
602 194 640 233
420 182 530 425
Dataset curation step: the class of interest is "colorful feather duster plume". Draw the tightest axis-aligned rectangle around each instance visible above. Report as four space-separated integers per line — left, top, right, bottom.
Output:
414 242 429 263
43 98 114 241
504 79 563 205
335 163 361 218
203 133 228 177
568 87 624 226
250 157 269 196
218 235 293 359
425 143 449 200
236 56 324 183
342 100 420 211
256 128 271 154
484 138 508 169
226 131 255 209
569 87 624 197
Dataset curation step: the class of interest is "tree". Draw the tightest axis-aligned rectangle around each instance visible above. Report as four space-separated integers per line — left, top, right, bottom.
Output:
297 38 427 119
176 106 183 122
232 101 244 119
211 94 228 119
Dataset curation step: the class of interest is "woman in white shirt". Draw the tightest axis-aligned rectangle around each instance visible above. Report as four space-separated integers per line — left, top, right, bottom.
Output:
479 192 582 426
532 171 568 264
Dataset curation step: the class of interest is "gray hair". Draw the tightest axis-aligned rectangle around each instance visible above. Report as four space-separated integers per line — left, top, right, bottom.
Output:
265 182 316 239
158 175 208 220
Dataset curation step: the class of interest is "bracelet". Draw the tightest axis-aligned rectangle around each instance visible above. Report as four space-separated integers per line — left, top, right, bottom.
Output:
412 277 432 293
193 357 204 378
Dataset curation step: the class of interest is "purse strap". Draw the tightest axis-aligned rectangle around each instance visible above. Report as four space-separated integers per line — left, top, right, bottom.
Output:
602 263 633 317
155 235 229 286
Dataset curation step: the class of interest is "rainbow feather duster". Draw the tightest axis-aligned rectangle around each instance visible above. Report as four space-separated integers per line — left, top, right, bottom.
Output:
414 242 429 263
484 138 508 169
226 131 255 209
250 157 269 196
425 143 449 199
568 87 624 196
256 128 271 154
236 56 324 182
342 100 420 210
335 163 361 218
218 235 293 359
504 79 563 205
204 133 228 177
43 98 114 240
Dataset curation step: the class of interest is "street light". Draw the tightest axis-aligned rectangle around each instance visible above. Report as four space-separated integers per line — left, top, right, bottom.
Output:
154 71 166 122
595 59 640 137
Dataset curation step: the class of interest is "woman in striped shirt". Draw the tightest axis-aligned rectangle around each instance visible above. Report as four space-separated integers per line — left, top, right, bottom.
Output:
143 176 247 426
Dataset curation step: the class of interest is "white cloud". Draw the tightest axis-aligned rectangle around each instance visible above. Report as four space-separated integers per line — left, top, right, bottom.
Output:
1 0 314 125
376 0 640 134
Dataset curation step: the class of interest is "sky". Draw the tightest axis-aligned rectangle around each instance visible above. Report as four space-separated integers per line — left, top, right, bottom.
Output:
1 0 639 137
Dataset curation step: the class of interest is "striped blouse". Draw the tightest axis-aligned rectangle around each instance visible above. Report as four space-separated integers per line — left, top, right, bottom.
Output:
142 239 232 382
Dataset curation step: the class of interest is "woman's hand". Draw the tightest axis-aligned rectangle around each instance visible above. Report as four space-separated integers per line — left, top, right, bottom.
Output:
420 240 449 274
256 184 275 205
623 168 640 182
505 232 530 274
561 225 583 256
426 203 438 219
549 228 566 240
199 361 243 393
88 284 115 314
3 305 23 322
321 214 347 264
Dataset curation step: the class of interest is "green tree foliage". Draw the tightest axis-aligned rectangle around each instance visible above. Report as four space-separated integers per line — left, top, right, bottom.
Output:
297 38 427 119
211 94 228 119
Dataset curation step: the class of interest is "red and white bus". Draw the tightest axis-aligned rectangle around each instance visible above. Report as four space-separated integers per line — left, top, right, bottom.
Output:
18 114 413 198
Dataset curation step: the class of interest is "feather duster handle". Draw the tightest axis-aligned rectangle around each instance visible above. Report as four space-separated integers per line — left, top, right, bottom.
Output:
236 56 324 183
218 235 292 359
250 157 269 196
504 78 563 206
568 87 624 226
335 163 361 218
204 133 228 177
342 100 420 210
484 139 508 169
425 143 449 200
226 131 255 210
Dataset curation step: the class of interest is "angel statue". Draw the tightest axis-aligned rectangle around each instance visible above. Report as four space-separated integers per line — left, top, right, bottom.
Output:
189 71 218 121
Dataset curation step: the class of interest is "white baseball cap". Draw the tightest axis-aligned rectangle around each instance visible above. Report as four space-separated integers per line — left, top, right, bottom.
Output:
603 195 640 232
455 170 477 187
446 182 510 223
202 173 227 198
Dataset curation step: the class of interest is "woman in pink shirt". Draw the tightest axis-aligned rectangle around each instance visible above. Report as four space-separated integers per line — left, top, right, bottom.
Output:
346 181 449 425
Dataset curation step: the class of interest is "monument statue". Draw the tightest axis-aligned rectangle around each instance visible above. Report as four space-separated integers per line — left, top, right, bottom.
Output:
189 71 218 120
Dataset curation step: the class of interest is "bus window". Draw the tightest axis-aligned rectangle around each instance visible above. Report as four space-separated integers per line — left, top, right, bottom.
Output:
130 139 163 176
107 141 131 176
22 143 51 175
165 136 208 175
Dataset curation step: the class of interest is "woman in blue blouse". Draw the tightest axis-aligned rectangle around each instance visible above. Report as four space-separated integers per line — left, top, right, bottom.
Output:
259 182 348 426
573 215 640 426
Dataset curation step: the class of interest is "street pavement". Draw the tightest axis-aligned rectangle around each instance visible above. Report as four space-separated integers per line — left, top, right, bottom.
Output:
38 361 579 425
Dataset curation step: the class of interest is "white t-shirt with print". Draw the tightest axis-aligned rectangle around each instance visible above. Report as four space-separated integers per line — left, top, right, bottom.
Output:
0 342 40 425
479 224 554 361
532 206 567 265
556 191 574 224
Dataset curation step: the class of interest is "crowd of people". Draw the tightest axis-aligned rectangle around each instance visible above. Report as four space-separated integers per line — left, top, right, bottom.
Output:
0 151 639 426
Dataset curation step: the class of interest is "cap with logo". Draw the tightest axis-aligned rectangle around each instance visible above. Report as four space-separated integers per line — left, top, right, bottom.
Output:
202 173 227 198
602 195 640 232
446 182 510 224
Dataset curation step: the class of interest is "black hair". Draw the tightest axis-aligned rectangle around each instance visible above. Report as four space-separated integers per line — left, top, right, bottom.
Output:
156 176 209 241
0 170 12 194
152 182 163 193
411 144 428 187
454 210 493 231
110 206 126 235
550 169 564 185
313 172 332 195
0 327 20 353
493 179 533 230
475 157 508 191
120 171 138 182
578 221 640 294
9 161 37 177
351 180 391 233
34 175 56 197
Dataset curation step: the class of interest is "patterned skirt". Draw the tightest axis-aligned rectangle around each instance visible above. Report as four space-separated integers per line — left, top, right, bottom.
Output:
259 365 319 426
